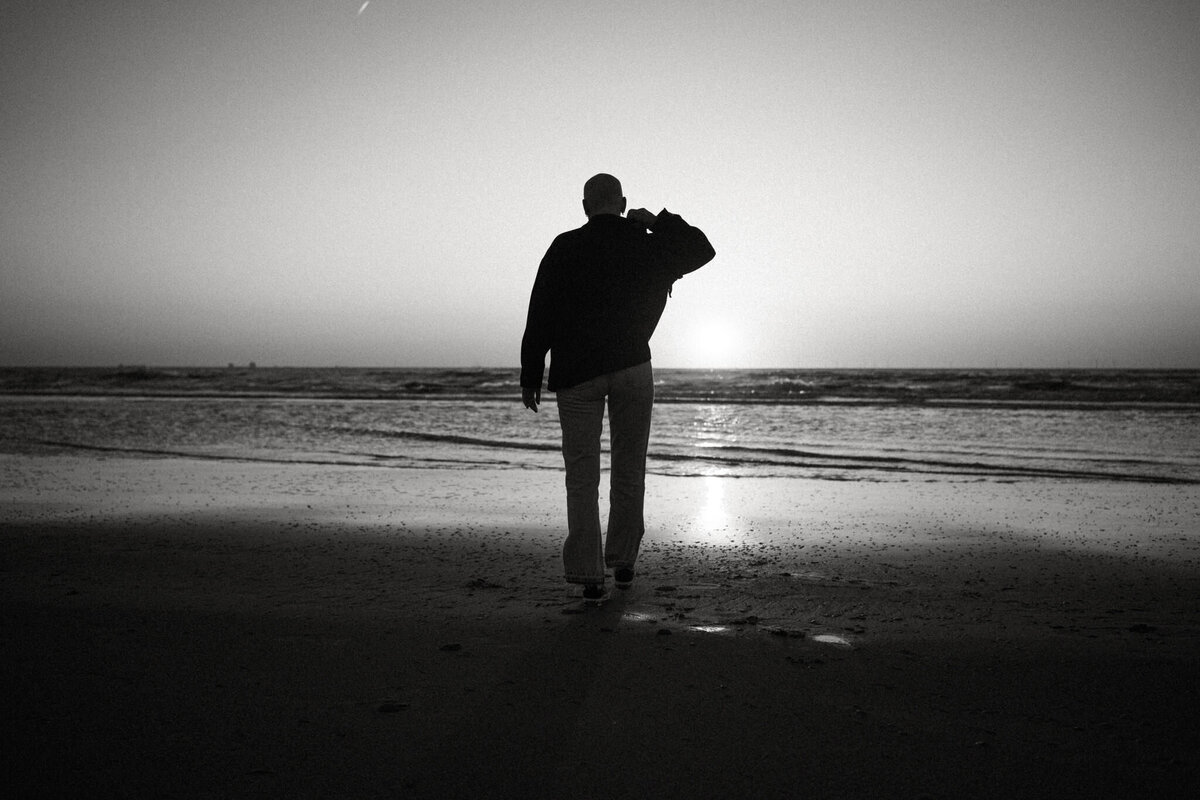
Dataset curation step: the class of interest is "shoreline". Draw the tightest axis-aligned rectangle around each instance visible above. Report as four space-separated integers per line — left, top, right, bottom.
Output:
3 455 1199 796
9 433 1198 487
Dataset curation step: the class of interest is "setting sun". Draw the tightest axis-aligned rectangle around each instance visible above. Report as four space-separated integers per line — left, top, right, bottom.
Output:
687 321 739 368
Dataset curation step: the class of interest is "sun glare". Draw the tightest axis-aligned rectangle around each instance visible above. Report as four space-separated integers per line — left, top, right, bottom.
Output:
694 475 728 533
689 322 738 368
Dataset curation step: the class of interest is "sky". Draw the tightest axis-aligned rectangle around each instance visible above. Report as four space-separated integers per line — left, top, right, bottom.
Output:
2 0 1198 369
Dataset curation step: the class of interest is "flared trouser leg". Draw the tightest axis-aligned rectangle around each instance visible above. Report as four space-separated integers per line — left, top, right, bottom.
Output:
555 361 654 584
556 375 607 584
604 362 653 570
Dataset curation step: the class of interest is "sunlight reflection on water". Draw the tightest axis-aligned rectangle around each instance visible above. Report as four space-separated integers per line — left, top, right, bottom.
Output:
811 634 852 648
693 475 728 533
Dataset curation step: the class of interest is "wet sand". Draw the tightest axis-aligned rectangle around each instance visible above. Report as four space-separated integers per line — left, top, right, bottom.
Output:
3 454 1199 797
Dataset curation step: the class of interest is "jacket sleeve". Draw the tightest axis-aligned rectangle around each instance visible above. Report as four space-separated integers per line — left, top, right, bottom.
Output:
519 246 557 389
649 209 716 280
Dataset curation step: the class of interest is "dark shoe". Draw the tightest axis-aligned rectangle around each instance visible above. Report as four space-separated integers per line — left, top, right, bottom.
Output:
614 568 635 590
582 584 608 604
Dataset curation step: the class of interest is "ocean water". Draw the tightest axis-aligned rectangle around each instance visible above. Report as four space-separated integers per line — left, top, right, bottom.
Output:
1 367 1197 484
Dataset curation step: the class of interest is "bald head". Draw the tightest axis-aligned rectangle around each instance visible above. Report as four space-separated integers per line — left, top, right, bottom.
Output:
582 173 626 218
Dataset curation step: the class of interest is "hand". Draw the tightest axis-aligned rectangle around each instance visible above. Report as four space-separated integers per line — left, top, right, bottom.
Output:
522 387 541 413
627 208 657 229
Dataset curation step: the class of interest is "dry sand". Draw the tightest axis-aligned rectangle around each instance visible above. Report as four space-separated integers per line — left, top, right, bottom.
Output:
3 454 1198 798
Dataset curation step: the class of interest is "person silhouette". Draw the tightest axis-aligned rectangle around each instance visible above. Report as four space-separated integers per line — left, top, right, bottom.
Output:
520 173 715 602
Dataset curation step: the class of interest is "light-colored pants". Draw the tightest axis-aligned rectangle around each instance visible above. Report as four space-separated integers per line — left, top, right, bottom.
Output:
555 361 654 584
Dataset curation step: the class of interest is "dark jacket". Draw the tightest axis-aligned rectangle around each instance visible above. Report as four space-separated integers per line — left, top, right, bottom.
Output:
520 209 715 391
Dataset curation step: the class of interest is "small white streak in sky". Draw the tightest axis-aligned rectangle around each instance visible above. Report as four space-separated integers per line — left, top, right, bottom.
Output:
357 1 369 16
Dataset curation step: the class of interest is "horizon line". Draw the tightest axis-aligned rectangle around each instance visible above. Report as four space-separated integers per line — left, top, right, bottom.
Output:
3 364 1199 372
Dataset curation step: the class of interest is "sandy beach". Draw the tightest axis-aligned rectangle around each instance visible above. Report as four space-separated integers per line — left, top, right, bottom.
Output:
3 454 1198 797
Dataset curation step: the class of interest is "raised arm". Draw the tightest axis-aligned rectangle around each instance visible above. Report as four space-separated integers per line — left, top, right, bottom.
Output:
641 208 716 279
